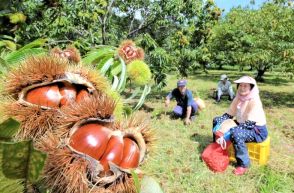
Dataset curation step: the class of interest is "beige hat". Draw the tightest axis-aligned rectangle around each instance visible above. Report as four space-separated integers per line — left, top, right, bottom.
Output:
234 76 256 85
220 74 228 80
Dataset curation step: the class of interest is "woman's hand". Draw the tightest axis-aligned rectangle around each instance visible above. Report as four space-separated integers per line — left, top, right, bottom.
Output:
184 118 191 125
165 98 170 107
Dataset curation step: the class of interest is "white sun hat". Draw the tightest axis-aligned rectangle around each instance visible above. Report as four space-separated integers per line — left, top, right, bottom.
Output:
234 76 256 85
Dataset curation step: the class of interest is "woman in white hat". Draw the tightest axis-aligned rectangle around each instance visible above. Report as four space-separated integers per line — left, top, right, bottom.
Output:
213 75 268 175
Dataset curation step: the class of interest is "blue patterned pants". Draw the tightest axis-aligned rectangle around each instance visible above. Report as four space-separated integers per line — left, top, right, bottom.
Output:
230 125 268 167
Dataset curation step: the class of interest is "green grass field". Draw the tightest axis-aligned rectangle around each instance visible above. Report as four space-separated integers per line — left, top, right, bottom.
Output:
141 69 294 193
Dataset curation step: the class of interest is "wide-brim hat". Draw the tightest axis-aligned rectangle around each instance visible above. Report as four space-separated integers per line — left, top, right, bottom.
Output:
234 76 256 85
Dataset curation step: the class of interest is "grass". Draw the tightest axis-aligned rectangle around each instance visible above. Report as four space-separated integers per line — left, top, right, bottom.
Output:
141 69 294 193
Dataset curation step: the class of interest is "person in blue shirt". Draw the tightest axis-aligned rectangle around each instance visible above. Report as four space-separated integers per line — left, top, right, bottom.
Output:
165 80 198 125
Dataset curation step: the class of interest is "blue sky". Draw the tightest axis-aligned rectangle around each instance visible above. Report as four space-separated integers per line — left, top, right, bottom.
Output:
214 0 268 14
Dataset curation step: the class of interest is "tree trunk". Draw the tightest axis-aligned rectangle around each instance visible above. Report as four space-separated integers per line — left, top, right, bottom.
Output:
255 69 266 82
101 0 115 45
249 65 253 71
217 64 223 70
102 22 106 45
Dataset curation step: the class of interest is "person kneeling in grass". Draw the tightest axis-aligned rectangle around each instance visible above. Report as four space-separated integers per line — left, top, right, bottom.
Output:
213 76 268 175
165 80 198 125
216 74 235 102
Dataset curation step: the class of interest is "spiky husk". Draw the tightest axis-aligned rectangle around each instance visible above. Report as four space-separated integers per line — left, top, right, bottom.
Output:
4 56 68 98
4 55 110 98
64 46 81 64
112 112 156 152
55 93 116 137
127 60 152 86
9 12 26 24
50 47 62 56
52 106 150 190
117 40 145 64
2 100 58 140
36 132 89 193
36 132 136 193
67 64 110 93
106 90 124 119
117 40 135 64
119 40 135 48
136 48 145 61
1 55 114 139
50 46 81 64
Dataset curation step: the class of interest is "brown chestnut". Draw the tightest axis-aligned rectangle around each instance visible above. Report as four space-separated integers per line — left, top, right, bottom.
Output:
26 85 61 108
119 138 140 169
76 89 89 102
60 83 77 106
99 135 124 172
69 123 111 160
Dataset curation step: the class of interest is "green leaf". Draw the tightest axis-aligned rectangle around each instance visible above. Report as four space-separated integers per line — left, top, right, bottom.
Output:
33 180 52 193
123 106 133 116
134 85 151 110
111 75 119 91
0 57 8 74
18 38 48 51
110 61 122 76
124 87 141 102
0 41 6 48
5 48 46 65
117 56 127 92
131 170 140 193
0 35 14 41
1 40 16 51
0 118 20 141
140 176 163 193
0 172 24 193
96 55 113 70
0 146 24 193
28 149 47 182
82 47 115 65
0 57 7 66
100 57 114 75
1 140 47 183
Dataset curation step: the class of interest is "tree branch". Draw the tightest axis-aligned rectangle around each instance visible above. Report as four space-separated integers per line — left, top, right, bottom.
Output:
101 0 115 44
127 19 155 37
128 11 137 34
103 0 115 24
